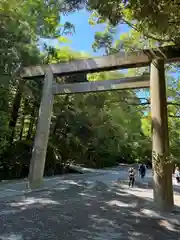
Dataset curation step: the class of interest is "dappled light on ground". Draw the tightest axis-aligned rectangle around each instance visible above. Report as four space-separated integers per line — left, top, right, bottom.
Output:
0 168 180 239
10 197 60 207
0 234 23 240
106 199 136 208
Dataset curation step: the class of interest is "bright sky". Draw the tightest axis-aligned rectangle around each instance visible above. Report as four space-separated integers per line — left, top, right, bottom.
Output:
43 9 130 56
41 9 148 101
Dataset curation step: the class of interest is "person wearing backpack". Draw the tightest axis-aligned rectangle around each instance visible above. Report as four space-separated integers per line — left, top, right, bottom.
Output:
139 163 146 178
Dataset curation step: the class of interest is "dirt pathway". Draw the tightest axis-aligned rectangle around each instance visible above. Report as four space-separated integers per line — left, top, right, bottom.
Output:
0 168 180 239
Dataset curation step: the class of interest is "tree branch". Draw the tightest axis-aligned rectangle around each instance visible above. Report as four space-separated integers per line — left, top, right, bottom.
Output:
129 101 180 106
169 115 180 118
122 19 173 43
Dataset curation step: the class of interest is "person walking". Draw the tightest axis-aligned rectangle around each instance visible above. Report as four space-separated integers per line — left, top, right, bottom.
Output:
138 163 146 178
175 167 180 183
128 167 135 187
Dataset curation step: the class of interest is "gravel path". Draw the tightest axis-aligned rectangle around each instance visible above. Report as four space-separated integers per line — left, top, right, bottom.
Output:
0 167 180 240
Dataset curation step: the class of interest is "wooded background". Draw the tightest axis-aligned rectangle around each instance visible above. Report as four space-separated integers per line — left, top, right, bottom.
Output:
0 0 180 180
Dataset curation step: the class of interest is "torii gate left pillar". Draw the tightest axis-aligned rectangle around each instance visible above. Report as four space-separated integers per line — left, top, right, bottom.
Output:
28 68 54 189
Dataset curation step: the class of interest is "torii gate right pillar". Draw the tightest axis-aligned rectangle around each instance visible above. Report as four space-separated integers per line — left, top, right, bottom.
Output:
150 58 174 211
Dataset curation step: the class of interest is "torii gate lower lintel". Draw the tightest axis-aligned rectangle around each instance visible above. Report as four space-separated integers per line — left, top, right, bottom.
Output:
28 73 150 188
23 45 180 211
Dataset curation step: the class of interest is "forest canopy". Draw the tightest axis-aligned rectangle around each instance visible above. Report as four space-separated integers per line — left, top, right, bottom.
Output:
0 0 180 181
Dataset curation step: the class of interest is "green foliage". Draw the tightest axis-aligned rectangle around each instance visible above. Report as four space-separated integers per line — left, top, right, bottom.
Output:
0 140 65 180
0 42 152 179
64 0 180 44
1 0 180 181
92 27 116 54
90 15 180 167
50 89 148 168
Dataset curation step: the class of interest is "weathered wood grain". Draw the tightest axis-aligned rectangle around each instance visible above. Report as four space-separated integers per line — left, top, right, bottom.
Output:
28 69 55 189
150 59 174 210
20 45 180 78
51 75 150 95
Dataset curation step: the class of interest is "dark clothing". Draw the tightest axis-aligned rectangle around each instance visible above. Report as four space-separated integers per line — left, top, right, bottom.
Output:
129 176 135 187
139 164 146 178
129 171 134 177
139 164 146 172
140 172 145 178
176 177 180 183
128 169 135 187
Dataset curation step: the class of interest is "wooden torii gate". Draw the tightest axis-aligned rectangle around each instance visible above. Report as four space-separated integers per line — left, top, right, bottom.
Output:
21 45 180 211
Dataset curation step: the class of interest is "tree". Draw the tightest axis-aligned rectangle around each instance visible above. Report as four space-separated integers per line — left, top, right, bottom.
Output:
64 0 180 44
1 0 180 213
0 0 75 144
46 47 145 168
0 43 149 179
90 24 180 210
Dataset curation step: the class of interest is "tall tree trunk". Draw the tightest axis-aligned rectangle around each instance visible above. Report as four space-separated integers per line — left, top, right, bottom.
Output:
0 74 10 152
51 95 69 135
9 79 24 143
19 98 28 140
19 111 25 141
26 104 37 140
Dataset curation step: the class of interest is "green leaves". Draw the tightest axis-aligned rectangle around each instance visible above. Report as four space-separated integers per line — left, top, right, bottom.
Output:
57 36 72 43
67 0 180 44
92 27 116 54
88 11 107 26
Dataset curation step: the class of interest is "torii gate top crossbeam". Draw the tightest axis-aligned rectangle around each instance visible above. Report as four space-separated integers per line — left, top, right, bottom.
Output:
20 45 180 79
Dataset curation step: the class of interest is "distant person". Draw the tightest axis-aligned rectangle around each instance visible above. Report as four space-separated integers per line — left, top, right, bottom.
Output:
128 167 135 187
139 163 146 178
175 167 180 183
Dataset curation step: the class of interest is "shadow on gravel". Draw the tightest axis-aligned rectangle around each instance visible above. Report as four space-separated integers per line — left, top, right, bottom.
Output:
131 176 180 197
0 179 180 240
